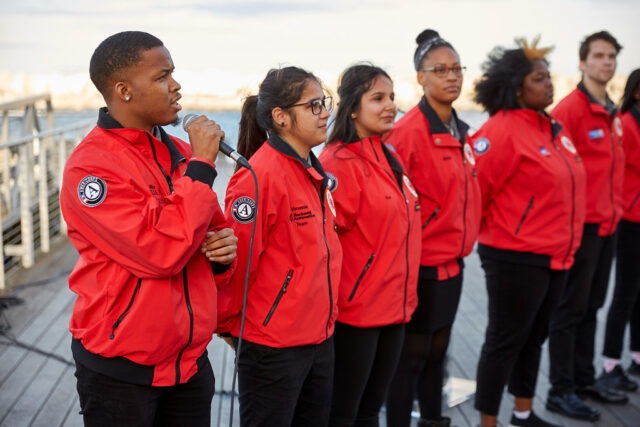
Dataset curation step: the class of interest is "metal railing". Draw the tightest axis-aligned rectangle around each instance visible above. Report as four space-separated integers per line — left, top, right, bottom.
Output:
0 94 94 291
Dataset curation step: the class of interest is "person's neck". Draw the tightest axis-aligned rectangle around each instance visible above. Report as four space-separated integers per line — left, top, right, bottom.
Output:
582 76 609 105
427 96 453 124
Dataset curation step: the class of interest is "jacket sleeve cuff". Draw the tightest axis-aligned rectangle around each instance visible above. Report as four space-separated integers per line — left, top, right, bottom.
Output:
185 161 217 187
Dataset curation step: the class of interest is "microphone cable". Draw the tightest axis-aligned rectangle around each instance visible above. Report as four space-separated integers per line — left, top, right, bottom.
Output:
227 162 258 427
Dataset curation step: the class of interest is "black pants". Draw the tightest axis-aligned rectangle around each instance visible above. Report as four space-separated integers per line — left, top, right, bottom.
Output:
237 337 334 427
474 257 567 415
329 322 405 427
74 358 215 427
603 220 640 358
548 226 616 394
386 273 462 426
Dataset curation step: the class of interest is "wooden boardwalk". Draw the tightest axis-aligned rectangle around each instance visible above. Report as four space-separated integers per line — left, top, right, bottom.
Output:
1 158 639 426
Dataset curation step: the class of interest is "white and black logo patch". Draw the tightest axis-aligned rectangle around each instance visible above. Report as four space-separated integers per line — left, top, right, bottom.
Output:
232 196 257 223
325 172 338 192
78 176 107 207
473 137 491 155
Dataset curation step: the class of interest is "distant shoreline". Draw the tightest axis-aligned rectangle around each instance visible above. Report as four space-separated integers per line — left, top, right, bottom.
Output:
0 72 627 112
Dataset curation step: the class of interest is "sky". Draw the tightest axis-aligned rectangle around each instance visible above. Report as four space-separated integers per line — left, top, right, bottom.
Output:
0 0 638 106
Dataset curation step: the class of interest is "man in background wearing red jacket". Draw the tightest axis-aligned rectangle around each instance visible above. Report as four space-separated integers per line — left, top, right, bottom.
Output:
546 30 627 421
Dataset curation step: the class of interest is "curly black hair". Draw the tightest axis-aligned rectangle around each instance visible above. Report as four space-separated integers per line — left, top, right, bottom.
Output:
621 69 640 113
474 47 541 116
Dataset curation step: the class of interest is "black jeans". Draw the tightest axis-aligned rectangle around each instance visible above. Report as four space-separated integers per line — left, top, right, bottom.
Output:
548 226 616 394
330 322 405 427
386 273 462 426
603 220 640 358
74 358 215 427
474 256 567 415
237 337 334 427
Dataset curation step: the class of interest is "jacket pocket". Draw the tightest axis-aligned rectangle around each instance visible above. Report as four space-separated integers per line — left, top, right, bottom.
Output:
110 278 143 339
263 270 294 326
515 196 535 235
422 206 441 229
347 254 375 302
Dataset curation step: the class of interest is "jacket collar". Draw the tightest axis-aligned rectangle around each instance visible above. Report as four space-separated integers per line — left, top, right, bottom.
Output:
418 96 469 143
267 133 328 183
96 107 185 172
577 81 618 118
510 108 563 140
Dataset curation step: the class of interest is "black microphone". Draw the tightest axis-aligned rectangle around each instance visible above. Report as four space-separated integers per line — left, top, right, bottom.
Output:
182 113 251 169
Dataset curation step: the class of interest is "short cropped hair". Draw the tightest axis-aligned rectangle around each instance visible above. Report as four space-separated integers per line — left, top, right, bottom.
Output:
89 31 164 98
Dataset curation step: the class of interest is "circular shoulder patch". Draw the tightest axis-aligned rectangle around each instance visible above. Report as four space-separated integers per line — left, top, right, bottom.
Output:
232 196 257 223
78 176 107 207
560 136 577 155
473 137 490 155
464 143 476 165
325 172 338 192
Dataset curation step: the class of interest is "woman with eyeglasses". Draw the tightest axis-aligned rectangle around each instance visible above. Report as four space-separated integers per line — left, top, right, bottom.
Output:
471 37 586 427
384 29 481 427
217 66 343 427
318 63 421 426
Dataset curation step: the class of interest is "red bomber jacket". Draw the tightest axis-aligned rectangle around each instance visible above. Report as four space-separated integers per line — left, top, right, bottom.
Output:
551 83 625 236
472 109 587 270
319 136 421 328
218 135 343 348
620 107 640 222
384 97 481 280
60 108 231 387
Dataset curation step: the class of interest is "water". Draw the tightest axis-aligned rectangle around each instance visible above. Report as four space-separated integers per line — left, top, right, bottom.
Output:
50 109 489 151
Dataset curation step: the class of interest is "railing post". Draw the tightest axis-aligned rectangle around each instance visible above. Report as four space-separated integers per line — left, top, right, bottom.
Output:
38 135 50 252
17 141 34 268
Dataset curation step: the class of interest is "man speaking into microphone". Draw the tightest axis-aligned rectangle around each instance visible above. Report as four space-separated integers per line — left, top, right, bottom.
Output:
60 30 237 426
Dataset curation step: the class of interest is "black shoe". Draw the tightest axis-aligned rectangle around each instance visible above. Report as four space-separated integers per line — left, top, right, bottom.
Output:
576 380 629 404
598 365 638 391
509 411 560 427
546 392 600 421
628 360 640 377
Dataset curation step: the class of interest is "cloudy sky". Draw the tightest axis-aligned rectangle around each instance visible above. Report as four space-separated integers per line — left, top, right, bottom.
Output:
1 0 638 102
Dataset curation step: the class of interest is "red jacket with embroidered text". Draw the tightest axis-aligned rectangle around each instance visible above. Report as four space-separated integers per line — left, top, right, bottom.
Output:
218 135 343 348
60 108 231 387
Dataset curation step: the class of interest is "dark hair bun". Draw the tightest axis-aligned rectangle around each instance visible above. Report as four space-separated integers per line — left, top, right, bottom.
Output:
416 29 440 45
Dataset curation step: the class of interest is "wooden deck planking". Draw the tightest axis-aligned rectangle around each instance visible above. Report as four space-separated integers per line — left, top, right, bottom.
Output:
0 232 639 426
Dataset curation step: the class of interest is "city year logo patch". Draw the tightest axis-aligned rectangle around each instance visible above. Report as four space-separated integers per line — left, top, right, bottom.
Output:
78 176 107 207
464 143 476 165
561 136 577 154
232 196 256 223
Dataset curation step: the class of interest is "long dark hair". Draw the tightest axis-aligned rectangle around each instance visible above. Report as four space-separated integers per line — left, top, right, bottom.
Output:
328 63 392 144
621 68 640 113
236 66 320 169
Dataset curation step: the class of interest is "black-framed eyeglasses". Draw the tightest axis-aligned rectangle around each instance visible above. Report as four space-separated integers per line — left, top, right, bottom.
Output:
283 96 333 115
420 66 466 78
